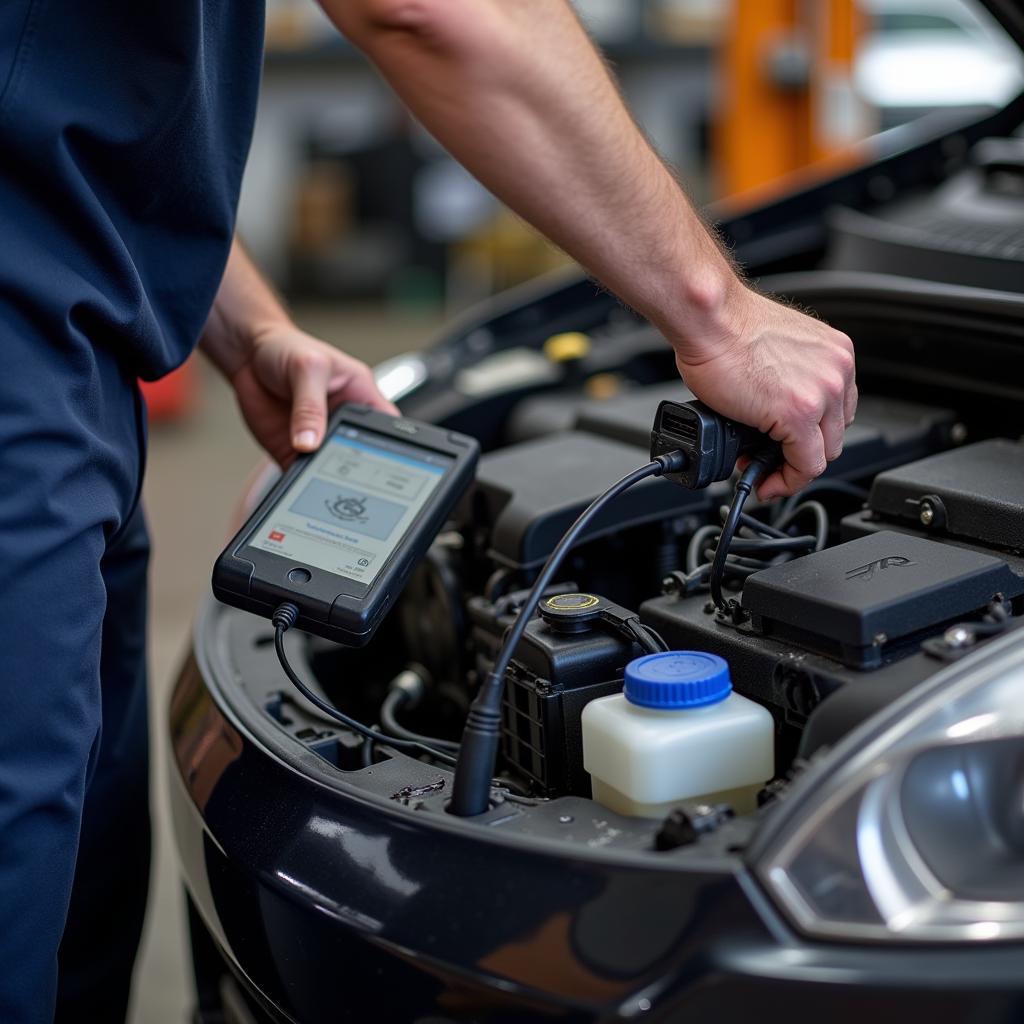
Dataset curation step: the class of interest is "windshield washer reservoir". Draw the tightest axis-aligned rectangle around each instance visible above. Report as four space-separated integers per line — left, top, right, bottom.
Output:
581 651 775 818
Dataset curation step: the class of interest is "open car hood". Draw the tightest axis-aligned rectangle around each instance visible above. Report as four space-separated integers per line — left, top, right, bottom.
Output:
703 0 1024 273
714 0 1024 275
981 0 1024 53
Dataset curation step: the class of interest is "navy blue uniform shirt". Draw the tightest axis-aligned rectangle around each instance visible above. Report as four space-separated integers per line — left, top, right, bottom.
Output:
0 7 265 1017
0 2 265 379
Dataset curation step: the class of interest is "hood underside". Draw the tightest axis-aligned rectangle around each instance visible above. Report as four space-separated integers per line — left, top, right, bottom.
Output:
979 0 1024 54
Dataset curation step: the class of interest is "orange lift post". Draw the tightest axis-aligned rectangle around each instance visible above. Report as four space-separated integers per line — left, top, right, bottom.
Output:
716 0 871 202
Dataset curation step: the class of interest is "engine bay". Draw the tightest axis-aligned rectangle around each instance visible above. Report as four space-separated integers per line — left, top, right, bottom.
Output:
221 364 1024 851
204 121 1024 846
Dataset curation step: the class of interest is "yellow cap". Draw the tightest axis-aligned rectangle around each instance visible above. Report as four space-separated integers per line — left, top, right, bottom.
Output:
584 373 622 400
543 332 591 363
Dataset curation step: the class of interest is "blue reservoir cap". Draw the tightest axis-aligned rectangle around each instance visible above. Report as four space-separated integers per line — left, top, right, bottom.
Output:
624 651 732 709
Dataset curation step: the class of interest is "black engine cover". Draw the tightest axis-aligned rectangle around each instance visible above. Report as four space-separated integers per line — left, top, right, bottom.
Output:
867 439 1024 551
742 531 1024 667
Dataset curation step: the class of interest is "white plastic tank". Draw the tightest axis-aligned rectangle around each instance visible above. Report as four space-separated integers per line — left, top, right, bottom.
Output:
581 650 774 818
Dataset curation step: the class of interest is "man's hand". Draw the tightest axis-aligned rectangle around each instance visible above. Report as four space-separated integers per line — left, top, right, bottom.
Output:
670 286 857 500
229 323 397 467
199 240 396 466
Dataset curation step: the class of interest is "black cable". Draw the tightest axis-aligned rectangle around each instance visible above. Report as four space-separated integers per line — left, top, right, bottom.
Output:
775 500 828 552
706 561 761 581
272 603 458 767
724 535 817 554
709 453 778 609
449 452 686 818
600 612 666 654
673 557 759 596
380 688 461 754
274 691 361 731
643 624 670 652
775 479 867 524
686 523 722 573
683 464 831 609
273 615 542 801
727 553 787 571
689 513 811 569
624 617 666 654
733 510 791 539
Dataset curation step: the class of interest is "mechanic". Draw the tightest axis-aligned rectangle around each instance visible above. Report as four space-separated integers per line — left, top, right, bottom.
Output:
0 2 856 1020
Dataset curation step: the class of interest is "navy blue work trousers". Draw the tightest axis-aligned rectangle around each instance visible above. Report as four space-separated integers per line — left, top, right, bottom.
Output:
0 324 152 1022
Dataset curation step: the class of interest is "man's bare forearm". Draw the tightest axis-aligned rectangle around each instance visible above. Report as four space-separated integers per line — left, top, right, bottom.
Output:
199 236 394 462
319 0 857 498
323 0 740 354
199 238 293 379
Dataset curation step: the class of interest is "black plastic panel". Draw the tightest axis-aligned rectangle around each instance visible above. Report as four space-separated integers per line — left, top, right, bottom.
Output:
463 431 713 569
868 439 1024 551
742 531 1024 666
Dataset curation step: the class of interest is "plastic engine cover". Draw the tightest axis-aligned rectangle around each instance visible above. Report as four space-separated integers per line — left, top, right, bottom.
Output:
742 531 1024 667
462 431 712 569
867 439 1024 550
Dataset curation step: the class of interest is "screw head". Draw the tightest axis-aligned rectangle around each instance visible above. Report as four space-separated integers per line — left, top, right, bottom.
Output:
944 626 974 648
920 503 935 527
950 422 968 445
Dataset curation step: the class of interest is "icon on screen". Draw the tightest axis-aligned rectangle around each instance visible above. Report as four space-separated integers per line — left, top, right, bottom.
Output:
325 494 369 525
269 530 285 542
357 558 370 567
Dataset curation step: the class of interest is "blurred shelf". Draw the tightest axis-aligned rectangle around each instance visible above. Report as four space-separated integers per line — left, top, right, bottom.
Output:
263 38 712 71
264 40 365 68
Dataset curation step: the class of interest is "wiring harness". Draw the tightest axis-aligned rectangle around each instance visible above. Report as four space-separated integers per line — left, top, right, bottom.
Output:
666 477 867 615
272 602 459 766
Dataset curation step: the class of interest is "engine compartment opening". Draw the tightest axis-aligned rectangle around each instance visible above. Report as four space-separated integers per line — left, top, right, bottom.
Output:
216 287 1024 856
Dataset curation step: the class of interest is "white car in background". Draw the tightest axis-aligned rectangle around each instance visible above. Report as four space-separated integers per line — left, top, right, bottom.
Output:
858 0 1024 124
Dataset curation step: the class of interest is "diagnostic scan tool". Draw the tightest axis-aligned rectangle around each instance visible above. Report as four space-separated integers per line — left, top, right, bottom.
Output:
213 405 479 646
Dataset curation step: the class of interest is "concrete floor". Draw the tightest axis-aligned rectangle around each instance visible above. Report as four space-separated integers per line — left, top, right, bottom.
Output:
129 305 442 1023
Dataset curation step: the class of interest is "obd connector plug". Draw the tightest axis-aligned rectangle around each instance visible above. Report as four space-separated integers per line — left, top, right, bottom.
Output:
651 399 781 610
651 400 769 490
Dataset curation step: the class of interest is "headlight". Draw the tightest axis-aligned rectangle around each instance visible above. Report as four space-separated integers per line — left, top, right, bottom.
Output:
754 629 1024 943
